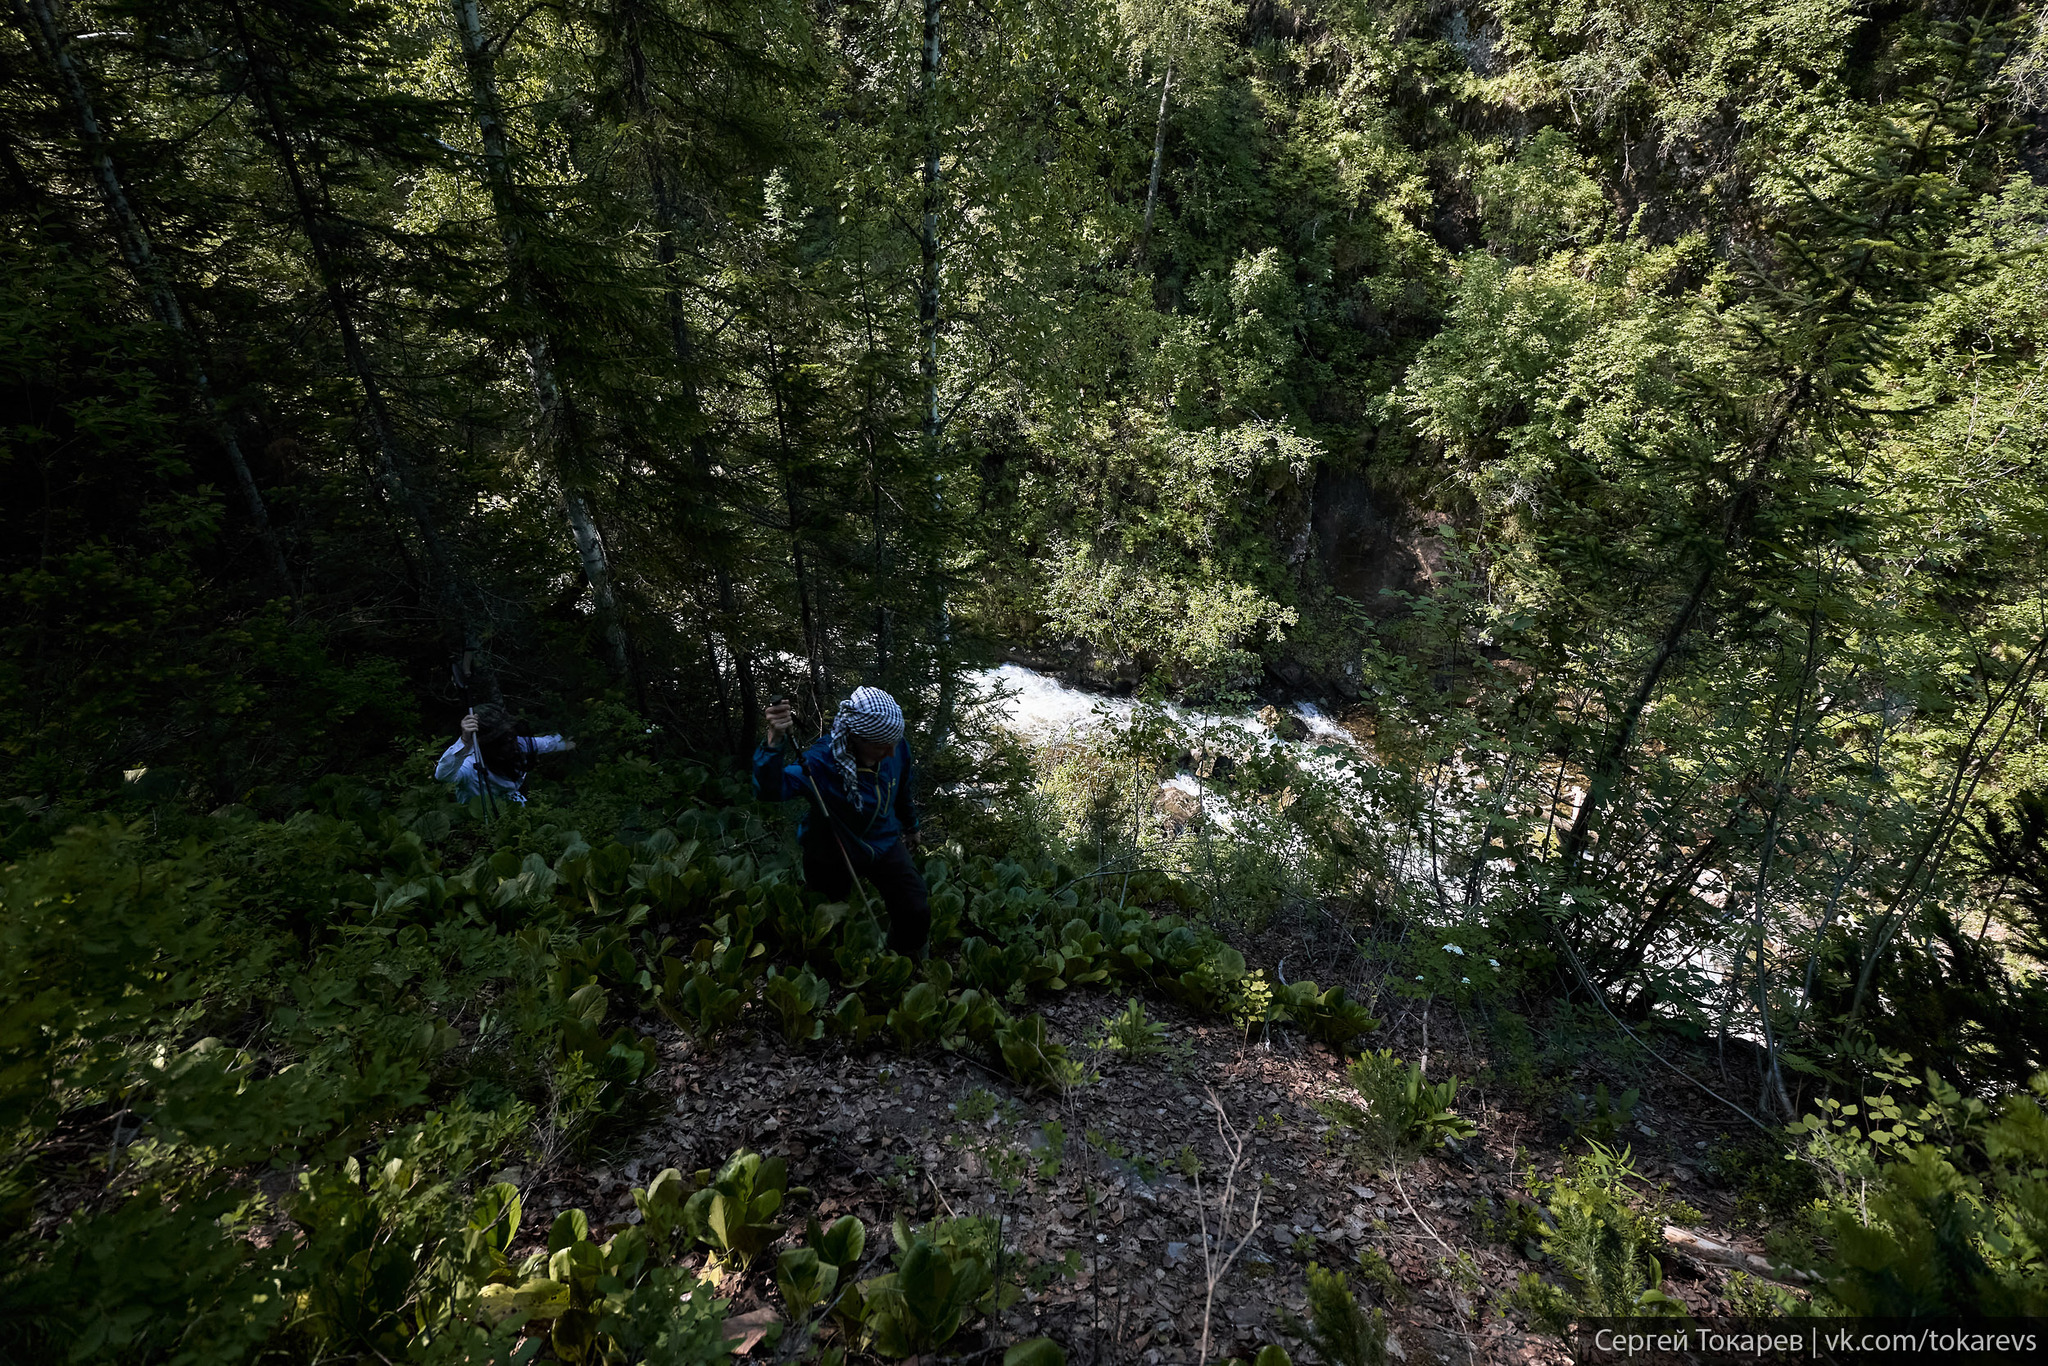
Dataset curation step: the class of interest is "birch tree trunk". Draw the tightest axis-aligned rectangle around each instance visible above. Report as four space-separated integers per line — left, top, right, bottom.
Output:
919 0 960 747
20 0 293 596
450 0 633 683
1140 50 1174 253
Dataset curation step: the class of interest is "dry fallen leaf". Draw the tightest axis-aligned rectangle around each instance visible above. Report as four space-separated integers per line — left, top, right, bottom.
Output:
720 1306 781 1356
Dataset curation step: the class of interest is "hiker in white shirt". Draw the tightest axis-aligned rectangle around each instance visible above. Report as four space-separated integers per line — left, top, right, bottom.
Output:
434 704 575 804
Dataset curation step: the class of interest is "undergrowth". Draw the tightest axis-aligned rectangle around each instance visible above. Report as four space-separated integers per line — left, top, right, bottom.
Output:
0 746 1378 1363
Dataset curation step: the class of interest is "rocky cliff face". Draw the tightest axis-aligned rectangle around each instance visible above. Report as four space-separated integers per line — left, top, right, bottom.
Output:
1217 462 1453 702
1309 464 1446 621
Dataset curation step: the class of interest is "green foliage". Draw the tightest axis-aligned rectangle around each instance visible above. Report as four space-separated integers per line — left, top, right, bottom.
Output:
1475 1193 1550 1260
888 982 969 1052
1474 127 1609 261
1287 1262 1389 1366
1039 532 1301 694
952 1085 1001 1126
553 978 658 1122
1705 1140 1822 1228
839 1216 998 1359
1222 1347 1296 1366
0 750 1275 1361
1788 1073 2048 1315
864 953 918 1004
1274 981 1381 1049
16 2 2048 1353
775 896 848 959
770 1212 868 1318
955 988 1006 1049
290 1147 522 1356
831 990 888 1044
813 1213 869 1269
0 822 228 1164
775 1215 866 1321
656 958 748 1038
683 1150 806 1272
1004 1338 1067 1366
632 1168 696 1259
1564 1084 1640 1145
1352 1248 1405 1307
994 1013 1071 1092
1099 998 1168 1056
1510 1144 1685 1336
763 967 832 1044
594 1266 736 1366
1 0 2042 1027
1229 968 1276 1039
1340 1051 1478 1155
1721 1269 1798 1318
960 936 1032 993
1782 1051 1957 1210
776 1247 838 1322
466 1204 735 1366
1163 941 1249 1015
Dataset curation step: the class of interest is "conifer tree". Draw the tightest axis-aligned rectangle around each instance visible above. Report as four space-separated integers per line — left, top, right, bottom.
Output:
201 0 487 658
13 0 293 593
578 0 801 745
1550 11 2021 894
447 0 634 684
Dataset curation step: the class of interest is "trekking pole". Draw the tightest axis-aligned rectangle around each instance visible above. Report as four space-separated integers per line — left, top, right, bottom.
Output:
772 695 879 921
451 654 498 823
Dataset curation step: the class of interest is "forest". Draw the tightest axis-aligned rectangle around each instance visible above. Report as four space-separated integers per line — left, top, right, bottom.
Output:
5 0 2048 1361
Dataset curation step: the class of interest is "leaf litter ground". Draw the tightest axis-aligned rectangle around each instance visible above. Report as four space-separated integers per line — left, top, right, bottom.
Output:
504 970 1787 1366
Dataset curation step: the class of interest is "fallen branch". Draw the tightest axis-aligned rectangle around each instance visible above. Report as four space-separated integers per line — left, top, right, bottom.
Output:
1662 1225 1812 1283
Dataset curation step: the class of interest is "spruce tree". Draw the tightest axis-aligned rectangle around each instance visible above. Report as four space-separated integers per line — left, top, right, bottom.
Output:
14 0 294 594
190 0 490 660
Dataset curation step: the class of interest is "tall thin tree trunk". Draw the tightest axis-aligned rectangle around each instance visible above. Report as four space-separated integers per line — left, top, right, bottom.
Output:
1555 374 1810 883
918 0 943 454
918 0 960 746
1140 49 1174 253
225 0 475 649
850 262 894 688
1555 60 1969 898
766 341 827 714
0 119 37 204
1742 592 1827 1118
450 0 632 683
621 6 759 748
788 505 825 718
871 428 892 684
21 0 293 596
663 223 757 746
1847 634 2048 1018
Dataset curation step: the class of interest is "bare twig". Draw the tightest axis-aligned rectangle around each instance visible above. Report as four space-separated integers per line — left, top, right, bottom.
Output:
1196 1086 1265 1366
1389 1164 1453 1264
1390 1165 1479 1366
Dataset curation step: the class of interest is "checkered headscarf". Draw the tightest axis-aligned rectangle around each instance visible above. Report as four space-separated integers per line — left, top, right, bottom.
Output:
830 686 904 805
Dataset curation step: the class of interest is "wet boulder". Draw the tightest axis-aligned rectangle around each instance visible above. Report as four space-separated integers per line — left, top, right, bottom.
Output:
1180 746 1236 781
1256 704 1309 741
1154 783 1202 837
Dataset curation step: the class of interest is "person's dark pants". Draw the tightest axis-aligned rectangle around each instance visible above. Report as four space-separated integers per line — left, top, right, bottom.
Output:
803 835 930 959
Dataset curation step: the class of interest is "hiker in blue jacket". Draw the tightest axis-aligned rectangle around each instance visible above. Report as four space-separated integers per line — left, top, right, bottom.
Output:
755 685 929 959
